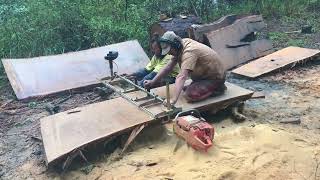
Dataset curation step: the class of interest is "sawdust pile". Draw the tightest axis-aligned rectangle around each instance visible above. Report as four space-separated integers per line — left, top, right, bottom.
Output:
57 120 320 180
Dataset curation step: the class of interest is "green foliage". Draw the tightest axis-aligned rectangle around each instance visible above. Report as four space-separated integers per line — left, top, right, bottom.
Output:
268 32 289 43
268 32 308 48
0 0 319 62
287 39 309 47
1 0 319 89
206 0 320 20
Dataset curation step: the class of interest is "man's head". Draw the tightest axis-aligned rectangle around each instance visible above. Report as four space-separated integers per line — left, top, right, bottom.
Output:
150 33 162 58
160 31 182 56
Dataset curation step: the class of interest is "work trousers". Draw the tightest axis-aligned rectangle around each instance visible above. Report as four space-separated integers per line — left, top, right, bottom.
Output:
183 79 226 102
133 68 175 88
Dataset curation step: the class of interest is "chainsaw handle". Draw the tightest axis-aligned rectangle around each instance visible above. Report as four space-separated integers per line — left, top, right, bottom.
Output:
173 109 202 121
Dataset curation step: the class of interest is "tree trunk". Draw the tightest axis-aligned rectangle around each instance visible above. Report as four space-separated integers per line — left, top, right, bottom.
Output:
150 15 201 38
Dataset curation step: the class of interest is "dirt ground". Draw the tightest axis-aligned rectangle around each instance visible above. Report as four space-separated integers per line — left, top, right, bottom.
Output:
1 19 320 180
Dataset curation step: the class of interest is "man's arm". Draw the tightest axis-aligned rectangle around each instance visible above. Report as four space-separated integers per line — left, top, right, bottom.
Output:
171 69 190 104
144 57 178 88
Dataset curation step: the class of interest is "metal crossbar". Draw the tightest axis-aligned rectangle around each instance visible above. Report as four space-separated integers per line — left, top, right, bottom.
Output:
101 74 181 120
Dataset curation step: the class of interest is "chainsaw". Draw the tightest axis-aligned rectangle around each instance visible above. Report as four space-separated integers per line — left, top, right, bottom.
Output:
173 109 214 152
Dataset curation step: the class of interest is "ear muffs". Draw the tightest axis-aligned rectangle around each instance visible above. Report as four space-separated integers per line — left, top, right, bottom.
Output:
172 39 182 49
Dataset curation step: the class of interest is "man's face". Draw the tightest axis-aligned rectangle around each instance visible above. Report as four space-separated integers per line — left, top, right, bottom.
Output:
151 42 161 57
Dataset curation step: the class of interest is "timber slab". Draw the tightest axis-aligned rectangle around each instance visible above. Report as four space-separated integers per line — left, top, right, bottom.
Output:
2 40 149 99
232 46 320 78
41 82 253 167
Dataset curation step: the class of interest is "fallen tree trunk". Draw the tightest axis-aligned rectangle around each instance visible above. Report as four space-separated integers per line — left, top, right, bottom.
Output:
202 15 273 70
188 14 249 43
150 15 201 38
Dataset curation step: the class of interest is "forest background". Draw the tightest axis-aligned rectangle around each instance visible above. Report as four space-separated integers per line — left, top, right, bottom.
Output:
0 0 319 87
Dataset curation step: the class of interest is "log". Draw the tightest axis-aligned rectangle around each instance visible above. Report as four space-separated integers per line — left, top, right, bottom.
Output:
188 14 249 43
204 15 266 44
150 15 201 38
203 15 273 70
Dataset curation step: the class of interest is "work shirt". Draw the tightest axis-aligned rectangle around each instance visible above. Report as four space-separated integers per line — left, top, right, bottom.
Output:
177 38 226 81
145 54 180 78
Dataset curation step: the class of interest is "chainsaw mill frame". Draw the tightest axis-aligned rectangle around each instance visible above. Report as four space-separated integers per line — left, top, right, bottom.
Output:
101 73 182 153
102 73 181 118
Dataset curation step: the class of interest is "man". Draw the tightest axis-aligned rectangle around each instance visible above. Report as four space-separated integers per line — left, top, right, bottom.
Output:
128 33 179 88
144 31 226 105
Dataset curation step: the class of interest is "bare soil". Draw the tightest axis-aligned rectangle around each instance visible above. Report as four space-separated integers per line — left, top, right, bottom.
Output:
0 18 320 180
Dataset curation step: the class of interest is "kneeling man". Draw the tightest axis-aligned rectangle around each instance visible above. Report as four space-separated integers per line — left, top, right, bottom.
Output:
144 31 226 106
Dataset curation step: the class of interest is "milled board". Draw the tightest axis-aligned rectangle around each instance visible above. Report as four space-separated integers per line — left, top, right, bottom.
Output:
151 82 253 112
41 82 253 166
2 40 149 99
41 98 154 166
232 46 320 78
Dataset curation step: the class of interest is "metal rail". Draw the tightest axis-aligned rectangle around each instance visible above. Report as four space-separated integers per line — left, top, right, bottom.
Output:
114 73 164 103
103 81 156 118
102 74 182 121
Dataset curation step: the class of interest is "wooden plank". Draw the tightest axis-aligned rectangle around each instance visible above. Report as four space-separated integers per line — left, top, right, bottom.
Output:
41 98 154 166
232 47 320 78
2 40 149 99
251 91 265 99
40 82 253 166
203 15 273 70
151 82 254 112
123 82 254 116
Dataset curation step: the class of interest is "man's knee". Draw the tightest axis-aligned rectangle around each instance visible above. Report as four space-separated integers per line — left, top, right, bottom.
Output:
183 88 205 102
134 68 149 80
183 80 221 102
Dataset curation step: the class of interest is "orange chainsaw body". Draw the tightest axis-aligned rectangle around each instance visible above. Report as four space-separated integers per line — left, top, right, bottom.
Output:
173 114 214 152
